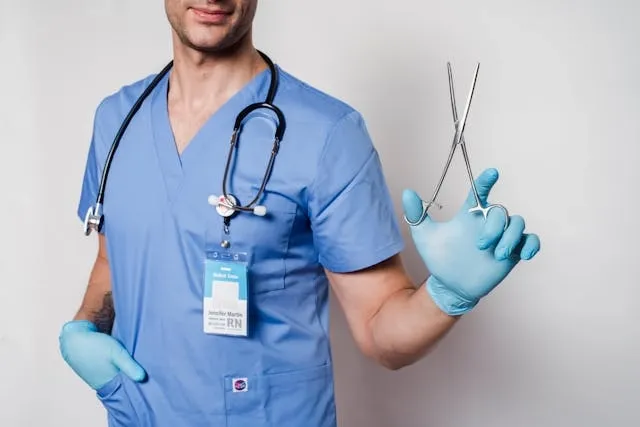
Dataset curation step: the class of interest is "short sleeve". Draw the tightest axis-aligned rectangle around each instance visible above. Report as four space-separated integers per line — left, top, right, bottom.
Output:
308 111 405 273
76 100 109 233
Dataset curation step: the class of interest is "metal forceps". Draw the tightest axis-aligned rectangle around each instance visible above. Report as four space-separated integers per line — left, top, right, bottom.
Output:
406 62 510 228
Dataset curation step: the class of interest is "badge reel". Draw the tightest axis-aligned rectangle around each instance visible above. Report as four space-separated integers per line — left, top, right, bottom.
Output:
203 194 250 337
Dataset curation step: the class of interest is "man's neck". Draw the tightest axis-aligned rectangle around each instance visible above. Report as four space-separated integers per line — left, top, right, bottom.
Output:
168 35 267 111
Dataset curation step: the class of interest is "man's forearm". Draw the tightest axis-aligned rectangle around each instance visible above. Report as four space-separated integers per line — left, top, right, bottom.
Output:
73 254 115 335
370 279 458 370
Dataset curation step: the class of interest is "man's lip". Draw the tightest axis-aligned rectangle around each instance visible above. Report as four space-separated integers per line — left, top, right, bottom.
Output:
191 7 231 15
190 7 232 23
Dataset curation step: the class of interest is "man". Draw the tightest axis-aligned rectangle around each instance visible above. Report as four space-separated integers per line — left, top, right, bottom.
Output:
59 1 540 426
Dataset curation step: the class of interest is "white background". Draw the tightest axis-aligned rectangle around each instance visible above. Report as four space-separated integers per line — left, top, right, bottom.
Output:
1 1 639 426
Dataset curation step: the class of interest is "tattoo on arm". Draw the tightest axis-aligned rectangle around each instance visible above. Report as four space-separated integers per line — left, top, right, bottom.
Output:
93 292 115 335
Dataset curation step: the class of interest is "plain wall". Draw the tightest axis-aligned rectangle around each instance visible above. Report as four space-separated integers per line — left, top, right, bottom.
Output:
1 0 639 426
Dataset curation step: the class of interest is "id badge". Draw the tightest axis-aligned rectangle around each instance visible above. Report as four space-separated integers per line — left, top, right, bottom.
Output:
203 250 249 337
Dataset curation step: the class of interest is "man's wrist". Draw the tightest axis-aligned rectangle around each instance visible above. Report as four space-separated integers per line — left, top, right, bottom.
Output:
425 276 479 316
61 319 98 334
72 310 94 322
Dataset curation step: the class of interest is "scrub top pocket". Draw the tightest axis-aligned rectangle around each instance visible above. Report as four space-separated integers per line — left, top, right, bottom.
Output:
224 363 336 427
218 189 299 295
96 373 140 427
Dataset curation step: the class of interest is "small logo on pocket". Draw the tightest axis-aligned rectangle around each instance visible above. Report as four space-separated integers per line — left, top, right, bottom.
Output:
232 378 248 392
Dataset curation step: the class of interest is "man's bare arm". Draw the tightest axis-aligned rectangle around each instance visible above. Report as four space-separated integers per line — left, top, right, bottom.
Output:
328 255 458 370
72 234 115 335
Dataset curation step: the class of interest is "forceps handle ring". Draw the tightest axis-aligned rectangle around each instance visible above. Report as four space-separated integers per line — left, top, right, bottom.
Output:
404 199 442 226
468 202 510 226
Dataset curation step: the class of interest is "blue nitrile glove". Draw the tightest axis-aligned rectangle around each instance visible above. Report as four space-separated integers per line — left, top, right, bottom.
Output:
59 320 146 390
403 168 541 316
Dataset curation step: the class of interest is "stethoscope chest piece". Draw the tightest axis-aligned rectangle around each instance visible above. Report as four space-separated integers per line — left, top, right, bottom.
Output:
208 194 238 218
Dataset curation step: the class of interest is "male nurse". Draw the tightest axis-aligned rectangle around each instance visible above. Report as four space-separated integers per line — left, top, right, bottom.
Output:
59 1 541 426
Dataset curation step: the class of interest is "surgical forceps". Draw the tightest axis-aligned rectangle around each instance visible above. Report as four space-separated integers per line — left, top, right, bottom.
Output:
406 63 510 228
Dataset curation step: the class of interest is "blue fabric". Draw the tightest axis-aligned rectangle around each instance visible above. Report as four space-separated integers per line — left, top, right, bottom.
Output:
77 65 404 427
96 374 142 427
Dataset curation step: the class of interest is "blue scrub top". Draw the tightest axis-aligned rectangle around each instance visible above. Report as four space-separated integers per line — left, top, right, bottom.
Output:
77 63 405 427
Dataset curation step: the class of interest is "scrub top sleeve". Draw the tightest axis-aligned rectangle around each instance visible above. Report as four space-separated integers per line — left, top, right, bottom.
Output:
308 110 405 273
76 100 109 233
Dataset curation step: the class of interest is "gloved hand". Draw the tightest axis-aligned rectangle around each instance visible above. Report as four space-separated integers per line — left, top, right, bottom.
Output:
403 168 540 316
59 320 146 390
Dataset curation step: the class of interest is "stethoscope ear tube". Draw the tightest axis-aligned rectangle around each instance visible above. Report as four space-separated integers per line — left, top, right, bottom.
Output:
233 102 286 141
96 61 174 206
219 51 286 218
84 61 174 236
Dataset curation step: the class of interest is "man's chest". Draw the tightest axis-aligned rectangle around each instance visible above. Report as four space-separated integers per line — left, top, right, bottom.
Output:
168 101 225 155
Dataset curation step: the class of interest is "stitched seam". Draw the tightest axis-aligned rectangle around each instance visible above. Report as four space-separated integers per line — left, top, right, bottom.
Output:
313 274 330 348
282 206 297 288
307 110 360 214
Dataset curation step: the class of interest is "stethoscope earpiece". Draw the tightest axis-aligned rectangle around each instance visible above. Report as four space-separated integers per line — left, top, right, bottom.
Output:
83 203 104 236
208 194 268 217
252 205 267 217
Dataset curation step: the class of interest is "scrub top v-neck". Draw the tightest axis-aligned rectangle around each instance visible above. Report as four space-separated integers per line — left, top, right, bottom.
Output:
148 68 272 206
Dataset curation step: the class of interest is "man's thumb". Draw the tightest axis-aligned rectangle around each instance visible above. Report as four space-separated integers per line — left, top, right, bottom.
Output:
111 345 146 382
402 189 430 225
462 167 499 210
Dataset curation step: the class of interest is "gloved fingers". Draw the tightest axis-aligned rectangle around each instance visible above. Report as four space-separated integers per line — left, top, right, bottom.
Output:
494 215 526 261
402 189 431 226
463 168 499 211
110 344 147 382
518 233 541 260
477 206 509 250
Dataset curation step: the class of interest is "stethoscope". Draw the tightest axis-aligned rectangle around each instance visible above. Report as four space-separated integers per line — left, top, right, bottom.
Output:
83 50 286 248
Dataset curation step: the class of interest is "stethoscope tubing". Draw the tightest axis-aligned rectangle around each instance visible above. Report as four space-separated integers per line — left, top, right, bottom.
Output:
84 50 285 235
